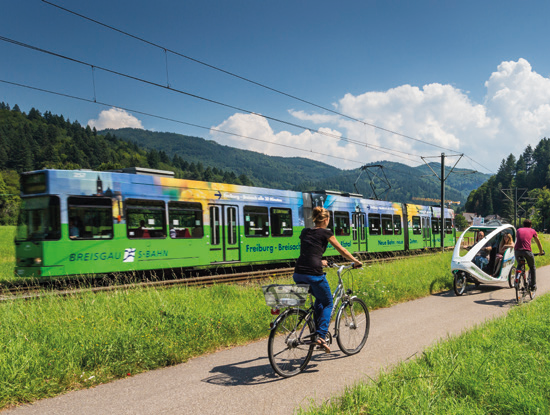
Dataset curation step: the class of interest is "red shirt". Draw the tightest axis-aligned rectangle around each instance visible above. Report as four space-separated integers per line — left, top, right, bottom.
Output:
515 227 537 251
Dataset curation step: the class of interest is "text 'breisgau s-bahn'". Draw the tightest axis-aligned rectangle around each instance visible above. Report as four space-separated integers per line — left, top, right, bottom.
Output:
14 168 456 278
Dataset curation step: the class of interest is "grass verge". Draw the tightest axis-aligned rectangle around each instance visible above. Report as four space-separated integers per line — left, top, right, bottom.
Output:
300 293 550 414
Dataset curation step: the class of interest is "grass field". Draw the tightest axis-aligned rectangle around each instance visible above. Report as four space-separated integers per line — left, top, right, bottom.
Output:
1 227 550 411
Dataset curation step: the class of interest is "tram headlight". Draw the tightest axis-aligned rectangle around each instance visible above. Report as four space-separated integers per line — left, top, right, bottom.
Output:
34 257 42 265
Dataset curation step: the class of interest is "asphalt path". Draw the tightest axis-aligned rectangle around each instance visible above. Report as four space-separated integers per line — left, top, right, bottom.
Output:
6 266 550 415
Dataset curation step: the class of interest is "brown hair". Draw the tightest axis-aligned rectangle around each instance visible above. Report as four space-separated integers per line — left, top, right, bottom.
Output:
312 207 330 225
523 219 532 228
503 233 512 244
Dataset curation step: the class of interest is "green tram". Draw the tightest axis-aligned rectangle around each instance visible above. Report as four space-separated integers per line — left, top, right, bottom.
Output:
14 168 456 278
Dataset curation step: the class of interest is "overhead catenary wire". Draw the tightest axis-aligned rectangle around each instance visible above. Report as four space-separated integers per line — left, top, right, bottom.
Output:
0 35 433 167
0 78 430 174
40 0 463 156
1 79 478 198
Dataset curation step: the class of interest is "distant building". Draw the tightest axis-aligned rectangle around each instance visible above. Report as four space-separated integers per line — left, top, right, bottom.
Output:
462 212 477 226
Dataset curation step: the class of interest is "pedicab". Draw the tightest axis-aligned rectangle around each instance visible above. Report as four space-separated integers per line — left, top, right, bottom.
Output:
451 222 516 295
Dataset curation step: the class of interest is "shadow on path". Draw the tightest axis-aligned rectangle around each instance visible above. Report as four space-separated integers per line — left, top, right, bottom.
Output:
201 351 347 386
473 297 516 308
202 356 279 386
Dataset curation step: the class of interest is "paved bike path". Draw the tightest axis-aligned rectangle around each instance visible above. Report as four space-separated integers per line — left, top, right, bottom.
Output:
7 266 550 415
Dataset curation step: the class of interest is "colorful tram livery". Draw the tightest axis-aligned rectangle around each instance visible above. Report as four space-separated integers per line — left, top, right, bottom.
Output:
15 169 456 278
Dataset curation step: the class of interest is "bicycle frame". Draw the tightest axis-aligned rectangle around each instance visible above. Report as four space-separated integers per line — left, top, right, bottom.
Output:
267 263 369 376
515 257 526 280
270 264 356 344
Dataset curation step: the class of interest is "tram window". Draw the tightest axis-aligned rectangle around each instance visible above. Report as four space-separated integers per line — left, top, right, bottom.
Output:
227 207 237 245
445 218 453 234
432 218 441 233
270 208 293 237
168 202 203 239
244 206 269 237
382 214 393 235
210 206 221 246
412 216 422 235
326 211 334 230
334 211 350 236
68 197 113 240
126 199 166 239
16 196 61 241
368 214 381 235
393 215 402 235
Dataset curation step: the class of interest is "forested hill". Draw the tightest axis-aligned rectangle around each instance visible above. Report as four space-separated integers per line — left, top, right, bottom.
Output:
0 103 490 226
100 128 343 190
0 103 254 224
104 128 490 205
464 139 550 229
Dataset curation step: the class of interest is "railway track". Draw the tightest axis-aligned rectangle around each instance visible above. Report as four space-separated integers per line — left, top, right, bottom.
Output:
1 249 450 301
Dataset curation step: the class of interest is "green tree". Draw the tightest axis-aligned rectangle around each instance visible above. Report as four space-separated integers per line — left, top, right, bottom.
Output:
454 214 468 230
146 149 161 169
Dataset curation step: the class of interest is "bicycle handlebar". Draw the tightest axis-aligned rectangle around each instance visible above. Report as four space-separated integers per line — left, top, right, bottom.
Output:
325 260 362 269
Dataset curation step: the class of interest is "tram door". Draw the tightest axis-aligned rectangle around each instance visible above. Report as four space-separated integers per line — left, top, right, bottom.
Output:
422 216 431 247
352 212 367 252
209 205 240 263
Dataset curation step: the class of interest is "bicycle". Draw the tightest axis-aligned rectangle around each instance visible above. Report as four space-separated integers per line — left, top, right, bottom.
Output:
262 263 370 378
514 252 544 304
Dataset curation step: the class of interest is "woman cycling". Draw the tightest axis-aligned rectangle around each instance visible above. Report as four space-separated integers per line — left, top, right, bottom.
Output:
293 206 362 353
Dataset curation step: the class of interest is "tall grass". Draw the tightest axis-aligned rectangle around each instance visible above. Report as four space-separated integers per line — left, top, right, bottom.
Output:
0 226 15 282
0 284 268 408
301 294 550 415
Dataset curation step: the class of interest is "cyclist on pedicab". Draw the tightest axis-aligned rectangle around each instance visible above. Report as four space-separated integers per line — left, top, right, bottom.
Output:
515 219 545 291
293 206 362 353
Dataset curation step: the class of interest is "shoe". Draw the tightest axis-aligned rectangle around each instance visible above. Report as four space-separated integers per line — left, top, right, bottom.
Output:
530 285 537 291
315 337 331 353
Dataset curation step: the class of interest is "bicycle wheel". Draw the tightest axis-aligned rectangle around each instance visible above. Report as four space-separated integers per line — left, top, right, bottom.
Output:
454 272 467 296
336 297 370 355
508 266 516 288
515 272 528 305
268 308 315 377
527 270 536 301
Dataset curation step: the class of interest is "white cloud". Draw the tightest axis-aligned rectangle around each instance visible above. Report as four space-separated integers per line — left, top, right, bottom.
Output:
209 113 360 166
209 59 550 173
484 58 550 157
88 108 144 130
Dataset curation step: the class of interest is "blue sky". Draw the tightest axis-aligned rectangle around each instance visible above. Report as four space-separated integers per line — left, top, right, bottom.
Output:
2 0 550 174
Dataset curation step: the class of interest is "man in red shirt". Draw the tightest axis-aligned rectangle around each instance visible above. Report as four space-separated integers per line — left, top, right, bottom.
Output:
515 219 545 290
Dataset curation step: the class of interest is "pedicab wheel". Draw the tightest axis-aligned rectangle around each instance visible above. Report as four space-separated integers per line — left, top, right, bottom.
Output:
453 272 467 296
508 266 516 288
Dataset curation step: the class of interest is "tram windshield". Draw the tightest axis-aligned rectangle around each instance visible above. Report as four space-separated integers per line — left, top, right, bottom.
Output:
16 196 61 241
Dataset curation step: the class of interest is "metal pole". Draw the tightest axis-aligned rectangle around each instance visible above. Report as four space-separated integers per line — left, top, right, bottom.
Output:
514 187 517 228
441 153 445 252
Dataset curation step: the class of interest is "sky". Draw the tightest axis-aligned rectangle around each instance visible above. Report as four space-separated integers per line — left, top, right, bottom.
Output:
2 0 550 175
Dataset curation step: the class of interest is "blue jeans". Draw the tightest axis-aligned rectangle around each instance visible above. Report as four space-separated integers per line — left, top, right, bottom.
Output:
293 273 333 338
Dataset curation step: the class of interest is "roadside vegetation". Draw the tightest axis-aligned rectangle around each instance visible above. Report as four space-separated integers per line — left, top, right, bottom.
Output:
301 293 550 415
1 228 549 410
0 226 15 282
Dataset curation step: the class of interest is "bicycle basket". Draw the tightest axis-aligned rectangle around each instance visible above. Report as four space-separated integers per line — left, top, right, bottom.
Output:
262 284 310 307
